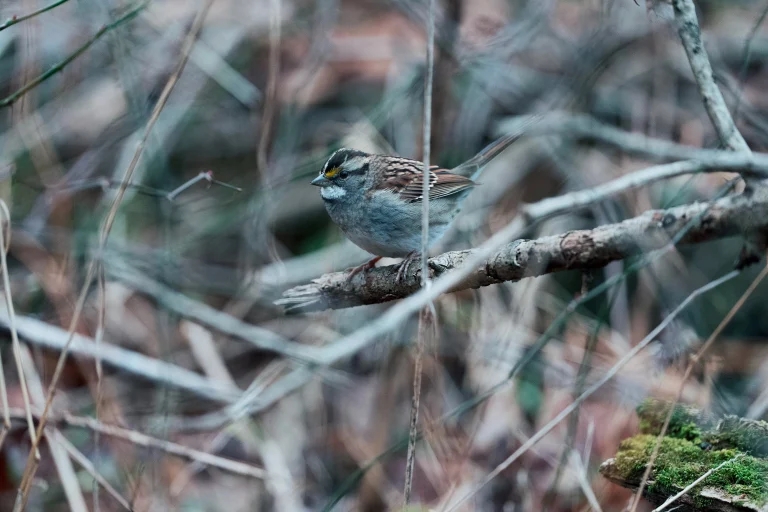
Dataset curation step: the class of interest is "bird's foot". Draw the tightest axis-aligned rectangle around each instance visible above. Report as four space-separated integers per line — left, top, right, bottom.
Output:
345 256 383 283
395 251 421 284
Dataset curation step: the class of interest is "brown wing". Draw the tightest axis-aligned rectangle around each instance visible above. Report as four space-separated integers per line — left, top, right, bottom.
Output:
375 157 476 203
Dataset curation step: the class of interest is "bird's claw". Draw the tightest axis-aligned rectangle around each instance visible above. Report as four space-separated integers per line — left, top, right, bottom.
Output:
395 252 420 284
345 256 382 283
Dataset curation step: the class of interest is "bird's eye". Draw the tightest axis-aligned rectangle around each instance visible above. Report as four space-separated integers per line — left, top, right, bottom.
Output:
339 171 349 179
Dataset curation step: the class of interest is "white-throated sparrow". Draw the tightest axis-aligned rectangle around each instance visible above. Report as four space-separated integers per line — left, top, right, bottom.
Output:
311 131 524 281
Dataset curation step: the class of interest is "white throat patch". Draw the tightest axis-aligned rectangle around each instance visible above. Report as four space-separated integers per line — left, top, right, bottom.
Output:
321 185 347 200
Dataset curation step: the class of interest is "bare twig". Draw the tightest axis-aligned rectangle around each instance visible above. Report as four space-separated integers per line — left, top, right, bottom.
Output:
404 0 436 503
0 311 241 403
6 408 270 480
0 2 147 108
497 111 766 168
170 366 314 431
569 450 603 512
543 273 606 508
166 170 241 201
672 0 750 153
105 259 324 362
0 201 36 451
55 433 132 511
256 0 281 176
0 0 72 32
16 346 88 511
652 454 745 512
66 416 269 480
420 0 435 289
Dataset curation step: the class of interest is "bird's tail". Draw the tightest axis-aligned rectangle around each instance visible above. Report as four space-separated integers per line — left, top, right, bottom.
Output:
454 114 542 181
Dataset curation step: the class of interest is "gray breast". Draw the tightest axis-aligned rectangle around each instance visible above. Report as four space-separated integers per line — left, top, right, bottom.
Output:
323 189 468 257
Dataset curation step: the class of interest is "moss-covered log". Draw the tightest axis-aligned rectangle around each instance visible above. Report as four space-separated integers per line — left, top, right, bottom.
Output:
600 399 768 512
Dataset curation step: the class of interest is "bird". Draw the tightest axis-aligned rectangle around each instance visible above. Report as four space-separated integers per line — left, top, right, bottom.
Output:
311 130 525 282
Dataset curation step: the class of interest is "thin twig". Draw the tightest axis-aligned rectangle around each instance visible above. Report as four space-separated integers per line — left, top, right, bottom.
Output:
93 260 107 512
55 433 133 511
0 205 12 434
0 2 147 108
6 408 270 480
420 0 435 289
169 365 313 431
672 0 750 153
0 311 241 402
257 0 281 176
652 454 745 512
543 273 609 508
16 346 87 511
404 310 430 505
165 170 241 201
404 0 435 503
498 112 764 166
0 0 72 32
0 201 37 452
105 259 323 361
62 415 269 480
569 450 603 512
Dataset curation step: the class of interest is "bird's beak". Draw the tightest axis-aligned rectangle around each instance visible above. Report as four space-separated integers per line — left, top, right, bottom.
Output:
311 175 331 187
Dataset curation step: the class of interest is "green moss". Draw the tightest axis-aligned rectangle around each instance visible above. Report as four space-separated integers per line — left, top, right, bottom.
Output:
612 434 768 506
636 398 707 442
704 416 768 457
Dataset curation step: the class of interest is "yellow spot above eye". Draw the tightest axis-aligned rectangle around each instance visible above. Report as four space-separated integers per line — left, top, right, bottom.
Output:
324 167 340 179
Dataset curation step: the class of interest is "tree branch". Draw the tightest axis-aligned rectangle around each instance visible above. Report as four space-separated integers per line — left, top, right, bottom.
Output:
279 187 768 312
672 0 750 153
0 312 241 403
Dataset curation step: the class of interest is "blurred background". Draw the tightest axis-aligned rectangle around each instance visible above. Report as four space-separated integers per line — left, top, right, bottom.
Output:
1 0 768 510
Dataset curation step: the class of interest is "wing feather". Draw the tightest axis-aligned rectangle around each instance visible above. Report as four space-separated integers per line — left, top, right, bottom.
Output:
374 158 476 202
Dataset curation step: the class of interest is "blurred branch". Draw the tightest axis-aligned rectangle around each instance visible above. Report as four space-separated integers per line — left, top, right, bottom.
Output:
55 434 132 511
0 0 71 32
672 0 750 153
139 10 261 107
6 408 269 480
497 112 765 165
0 312 241 403
0 2 146 108
280 173 768 312
16 346 87 512
176 366 315 431
105 258 325 362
